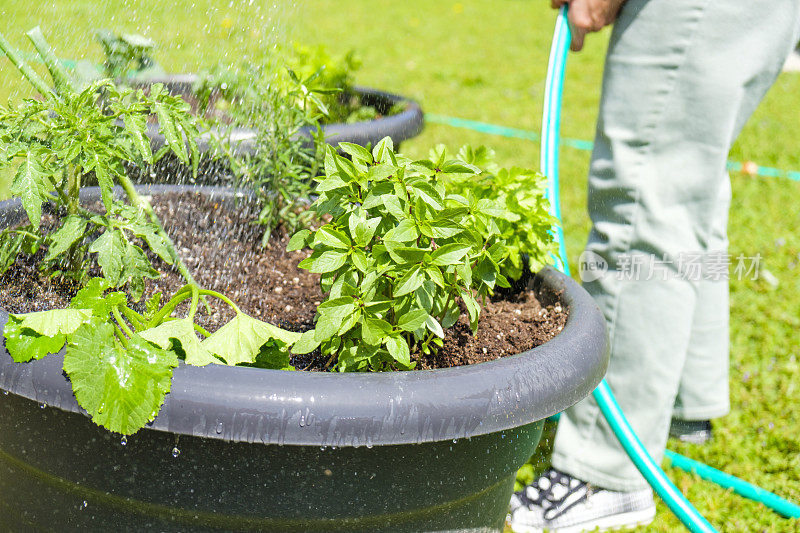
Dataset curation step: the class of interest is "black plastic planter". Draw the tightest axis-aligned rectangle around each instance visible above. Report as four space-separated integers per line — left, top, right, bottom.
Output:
0 186 608 532
136 74 425 155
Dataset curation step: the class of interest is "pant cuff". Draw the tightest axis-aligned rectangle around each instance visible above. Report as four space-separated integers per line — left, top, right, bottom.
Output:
670 402 729 421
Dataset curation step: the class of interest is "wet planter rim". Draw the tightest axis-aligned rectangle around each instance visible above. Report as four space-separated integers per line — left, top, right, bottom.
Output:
0 184 608 448
133 74 425 153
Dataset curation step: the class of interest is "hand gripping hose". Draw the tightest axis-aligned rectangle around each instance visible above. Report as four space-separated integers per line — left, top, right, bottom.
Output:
543 5 800 527
542 7 717 532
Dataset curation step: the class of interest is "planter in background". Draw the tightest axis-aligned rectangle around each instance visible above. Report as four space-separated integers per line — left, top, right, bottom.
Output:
0 185 607 532
137 74 425 155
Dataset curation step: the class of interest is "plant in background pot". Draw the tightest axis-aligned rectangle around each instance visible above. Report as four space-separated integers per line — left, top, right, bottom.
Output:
73 29 165 84
128 39 424 160
200 62 330 239
0 28 607 533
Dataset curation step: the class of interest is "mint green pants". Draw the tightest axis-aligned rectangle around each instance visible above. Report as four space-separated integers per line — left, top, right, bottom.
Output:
551 0 800 491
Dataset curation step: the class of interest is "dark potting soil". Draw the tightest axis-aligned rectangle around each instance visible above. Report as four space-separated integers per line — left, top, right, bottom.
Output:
0 192 567 370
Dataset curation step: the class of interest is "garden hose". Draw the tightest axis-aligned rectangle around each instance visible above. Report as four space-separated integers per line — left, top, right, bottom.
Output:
543 4 800 526
541 7 718 532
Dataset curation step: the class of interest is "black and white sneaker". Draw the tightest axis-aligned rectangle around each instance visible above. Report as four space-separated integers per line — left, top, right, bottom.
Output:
669 419 712 445
508 469 656 533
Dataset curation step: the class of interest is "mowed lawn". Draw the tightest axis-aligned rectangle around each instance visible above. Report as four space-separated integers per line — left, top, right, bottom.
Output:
1 1 799 531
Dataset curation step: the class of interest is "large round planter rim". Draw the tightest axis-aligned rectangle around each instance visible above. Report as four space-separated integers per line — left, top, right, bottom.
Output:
0 185 608 447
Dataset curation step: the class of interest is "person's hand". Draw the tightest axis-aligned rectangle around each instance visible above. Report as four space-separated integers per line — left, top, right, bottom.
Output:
551 0 626 51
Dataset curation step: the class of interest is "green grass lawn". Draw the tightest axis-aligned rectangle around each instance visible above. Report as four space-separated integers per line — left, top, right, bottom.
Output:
2 2 799 531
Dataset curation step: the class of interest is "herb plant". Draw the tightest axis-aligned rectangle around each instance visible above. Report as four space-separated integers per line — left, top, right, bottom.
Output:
289 138 517 371
437 144 557 280
202 63 330 239
0 28 300 435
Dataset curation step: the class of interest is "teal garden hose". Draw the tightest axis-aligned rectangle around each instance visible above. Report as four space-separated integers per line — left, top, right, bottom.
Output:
540 5 800 530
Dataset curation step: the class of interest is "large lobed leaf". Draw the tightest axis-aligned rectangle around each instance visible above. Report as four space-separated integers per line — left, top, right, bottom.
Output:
63 322 179 435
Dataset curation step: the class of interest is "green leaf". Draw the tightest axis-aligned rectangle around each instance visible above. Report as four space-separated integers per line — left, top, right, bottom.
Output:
44 215 87 261
351 215 381 248
137 225 174 266
202 313 300 366
9 308 94 338
441 305 460 329
362 317 392 345
120 241 160 301
385 335 411 367
11 151 50 230
315 175 349 192
426 265 445 288
461 290 480 330
425 218 465 239
385 243 428 264
93 160 115 213
440 160 480 174
0 230 24 275
298 249 348 273
430 243 472 266
410 181 444 210
315 296 359 340
154 99 188 163
63 323 179 435
140 319 221 366
372 136 394 162
314 226 351 250
398 309 428 332
2 316 66 362
384 219 419 244
367 163 397 182
69 277 126 317
123 112 152 163
287 229 311 251
394 265 425 297
425 314 445 338
475 198 508 218
89 230 125 285
292 329 321 355
338 142 373 165
351 248 369 273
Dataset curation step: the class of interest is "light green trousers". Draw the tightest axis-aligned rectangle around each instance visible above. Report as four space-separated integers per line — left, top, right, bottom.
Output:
551 0 800 491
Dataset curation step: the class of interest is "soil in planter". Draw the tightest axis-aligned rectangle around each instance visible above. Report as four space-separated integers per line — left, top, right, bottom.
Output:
0 192 567 370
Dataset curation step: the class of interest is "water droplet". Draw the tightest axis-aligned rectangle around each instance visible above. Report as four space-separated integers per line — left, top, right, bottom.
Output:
80 501 88 510
171 446 181 458
453 438 457 443
120 436 127 446
215 422 223 434
319 446 327 451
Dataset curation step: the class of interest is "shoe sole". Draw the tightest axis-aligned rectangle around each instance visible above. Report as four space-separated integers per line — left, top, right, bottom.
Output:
510 506 656 533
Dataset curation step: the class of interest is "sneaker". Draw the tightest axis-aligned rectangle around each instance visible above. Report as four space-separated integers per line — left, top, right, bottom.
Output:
668 419 712 445
508 469 656 533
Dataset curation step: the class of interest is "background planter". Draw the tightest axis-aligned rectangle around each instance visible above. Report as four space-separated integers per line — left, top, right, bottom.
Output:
137 74 425 155
0 185 607 532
